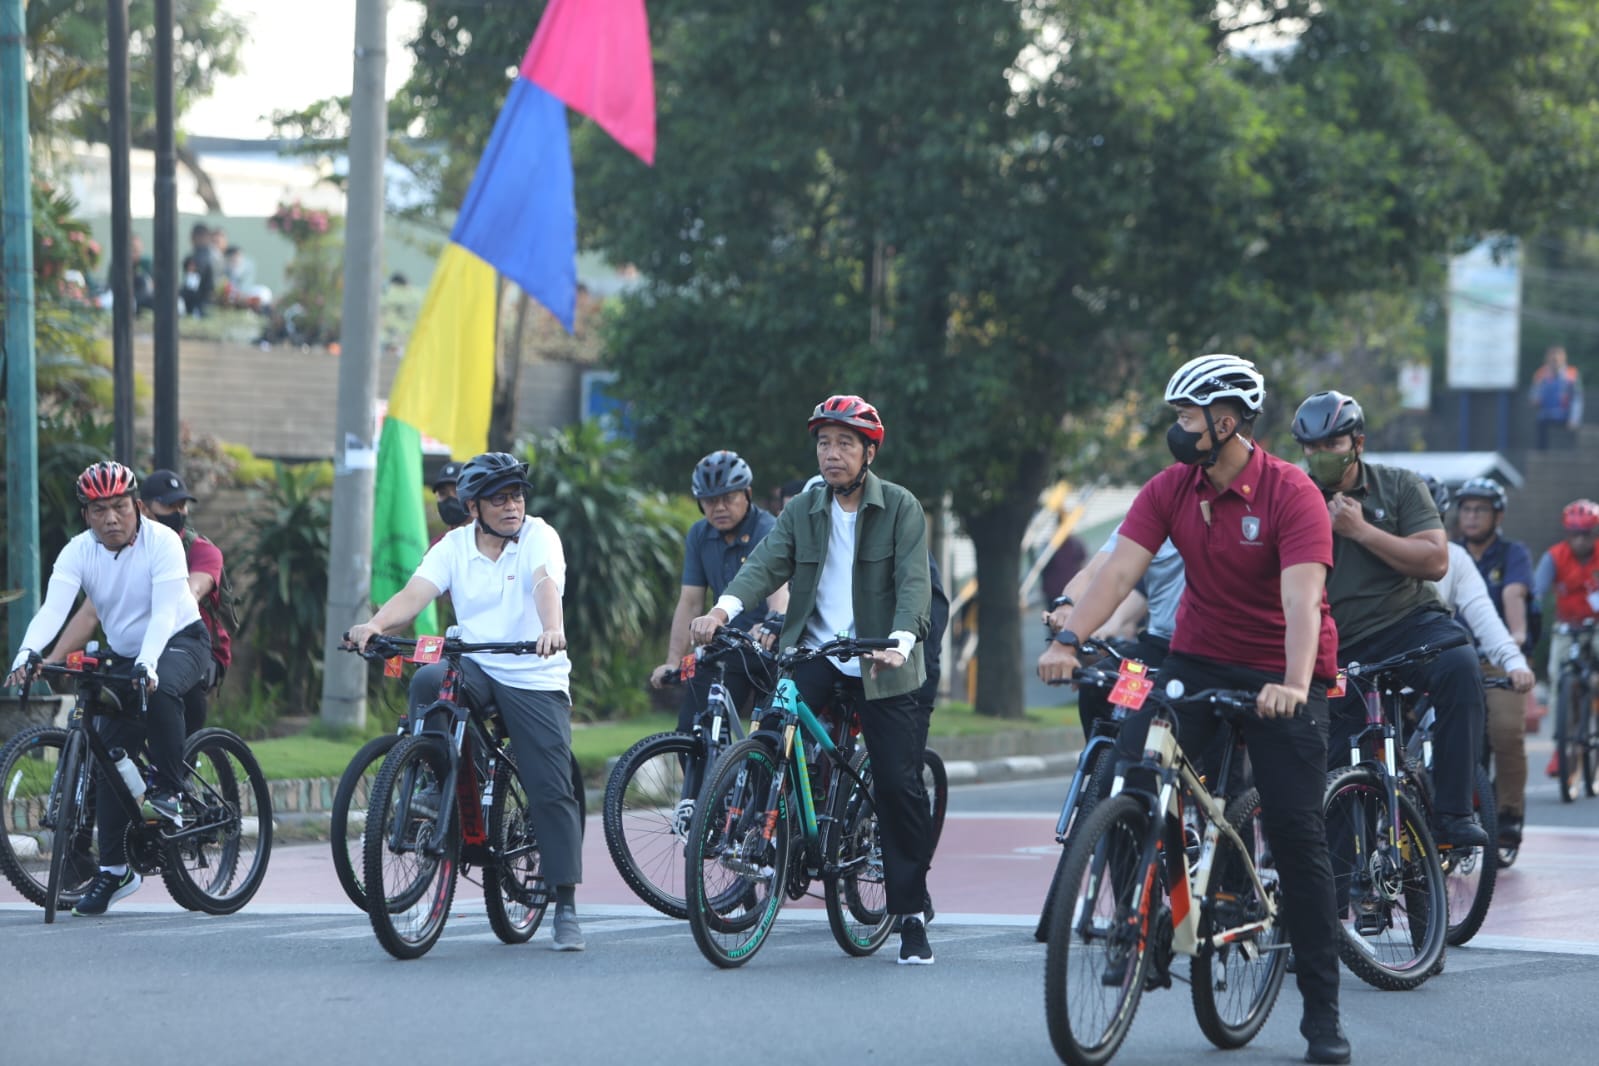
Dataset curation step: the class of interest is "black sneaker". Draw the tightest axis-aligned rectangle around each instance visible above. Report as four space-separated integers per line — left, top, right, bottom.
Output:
72 869 142 916
891 892 935 933
898 916 934 965
1434 813 1489 849
143 791 186 827
1301 1019 1352 1065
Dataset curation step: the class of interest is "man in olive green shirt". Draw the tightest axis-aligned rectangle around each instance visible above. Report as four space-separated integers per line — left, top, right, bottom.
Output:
1292 390 1490 848
690 394 936 963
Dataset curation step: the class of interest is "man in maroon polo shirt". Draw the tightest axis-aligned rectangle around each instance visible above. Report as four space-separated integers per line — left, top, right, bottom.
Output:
1038 354 1349 1065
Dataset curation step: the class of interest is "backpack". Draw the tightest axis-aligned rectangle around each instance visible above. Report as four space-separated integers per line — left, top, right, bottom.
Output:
183 526 242 687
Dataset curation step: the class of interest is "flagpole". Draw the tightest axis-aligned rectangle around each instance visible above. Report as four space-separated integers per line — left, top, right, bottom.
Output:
320 0 389 728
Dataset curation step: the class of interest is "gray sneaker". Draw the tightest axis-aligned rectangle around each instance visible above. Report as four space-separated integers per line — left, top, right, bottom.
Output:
551 904 586 952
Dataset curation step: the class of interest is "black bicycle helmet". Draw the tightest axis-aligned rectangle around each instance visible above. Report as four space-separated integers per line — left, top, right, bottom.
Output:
455 452 530 503
1420 473 1450 517
1455 477 1507 513
1291 390 1365 444
691 450 754 500
431 461 463 491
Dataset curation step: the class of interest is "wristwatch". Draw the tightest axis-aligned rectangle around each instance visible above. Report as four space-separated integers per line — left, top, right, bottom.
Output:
1053 628 1082 650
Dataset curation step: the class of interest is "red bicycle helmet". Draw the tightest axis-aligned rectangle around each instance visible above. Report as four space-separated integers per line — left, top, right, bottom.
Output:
75 461 139 504
1563 499 1599 532
807 394 885 446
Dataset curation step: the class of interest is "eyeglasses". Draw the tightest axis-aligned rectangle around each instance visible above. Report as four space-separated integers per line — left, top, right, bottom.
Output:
483 491 525 508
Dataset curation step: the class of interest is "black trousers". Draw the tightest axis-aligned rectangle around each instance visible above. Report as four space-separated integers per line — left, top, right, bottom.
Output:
96 623 211 864
1331 609 1485 817
792 658 933 916
1113 652 1342 1017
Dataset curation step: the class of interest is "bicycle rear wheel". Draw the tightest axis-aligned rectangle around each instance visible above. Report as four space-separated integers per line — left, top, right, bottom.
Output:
1324 766 1447 990
602 731 702 919
0 726 98 909
684 736 792 968
330 733 399 911
1444 766 1498 947
923 748 949 852
1554 675 1594 802
161 728 273 915
362 735 460 959
826 751 892 956
1191 788 1289 1048
1044 793 1155 1066
1035 742 1119 942
44 730 93 924
485 756 548 944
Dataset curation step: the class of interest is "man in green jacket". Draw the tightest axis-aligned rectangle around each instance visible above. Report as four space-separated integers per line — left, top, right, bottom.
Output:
691 394 936 964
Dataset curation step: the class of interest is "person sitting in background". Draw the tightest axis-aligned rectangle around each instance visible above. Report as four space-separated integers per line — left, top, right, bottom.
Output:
180 223 215 317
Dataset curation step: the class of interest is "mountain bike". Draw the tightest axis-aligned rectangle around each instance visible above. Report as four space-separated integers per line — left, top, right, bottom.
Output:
345 633 585 958
1044 676 1285 1066
1323 635 1460 991
330 700 586 913
603 627 776 918
0 648 272 922
684 635 932 967
1550 619 1599 803
1405 672 1512 947
1034 638 1156 942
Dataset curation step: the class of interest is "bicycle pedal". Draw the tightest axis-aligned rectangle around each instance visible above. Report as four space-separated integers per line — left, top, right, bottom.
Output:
1354 910 1387 937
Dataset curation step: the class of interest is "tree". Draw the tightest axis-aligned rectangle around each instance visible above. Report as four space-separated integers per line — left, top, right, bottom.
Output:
586 0 1599 717
26 0 247 210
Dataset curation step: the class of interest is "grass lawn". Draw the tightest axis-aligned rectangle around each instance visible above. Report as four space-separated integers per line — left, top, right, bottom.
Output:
249 699 1082 783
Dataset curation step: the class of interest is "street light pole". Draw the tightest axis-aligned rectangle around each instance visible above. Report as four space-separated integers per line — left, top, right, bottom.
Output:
107 0 135 463
152 0 179 472
319 0 389 728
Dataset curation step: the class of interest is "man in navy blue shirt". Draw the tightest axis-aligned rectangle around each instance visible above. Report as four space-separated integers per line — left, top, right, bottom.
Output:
651 451 788 730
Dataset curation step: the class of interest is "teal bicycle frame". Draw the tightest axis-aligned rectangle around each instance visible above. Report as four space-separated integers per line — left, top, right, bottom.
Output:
762 675 873 877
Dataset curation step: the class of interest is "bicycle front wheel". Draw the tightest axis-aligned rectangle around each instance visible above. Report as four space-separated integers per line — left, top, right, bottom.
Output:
0 726 98 909
1324 766 1447 990
826 751 892 956
330 733 400 911
1554 674 1594 803
45 730 92 924
1044 792 1156 1066
485 756 548 944
1191 788 1290 1048
161 728 273 915
1035 742 1120 943
684 736 792 968
602 731 702 919
1444 766 1498 947
362 735 460 959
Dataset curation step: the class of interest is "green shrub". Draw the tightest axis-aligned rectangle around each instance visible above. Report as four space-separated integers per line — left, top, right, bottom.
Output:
241 462 332 714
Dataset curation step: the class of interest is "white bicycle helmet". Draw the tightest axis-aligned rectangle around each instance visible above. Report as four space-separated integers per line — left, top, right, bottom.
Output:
1164 354 1266 414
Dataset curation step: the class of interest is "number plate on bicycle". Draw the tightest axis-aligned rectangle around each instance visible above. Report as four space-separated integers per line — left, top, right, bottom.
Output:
384 656 404 678
1108 659 1153 709
1327 670 1347 699
679 652 697 679
410 636 445 664
65 651 95 670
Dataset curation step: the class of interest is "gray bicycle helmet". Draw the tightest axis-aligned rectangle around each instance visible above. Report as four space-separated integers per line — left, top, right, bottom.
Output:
691 450 754 500
1420 473 1450 517
1455 476 1507 513
455 452 531 502
1291 390 1365 444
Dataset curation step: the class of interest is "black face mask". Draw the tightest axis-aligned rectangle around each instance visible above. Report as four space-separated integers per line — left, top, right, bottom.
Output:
1166 422 1210 466
436 496 469 528
153 510 186 536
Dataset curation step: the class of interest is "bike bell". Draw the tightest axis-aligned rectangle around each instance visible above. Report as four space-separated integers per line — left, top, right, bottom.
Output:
1164 679 1185 700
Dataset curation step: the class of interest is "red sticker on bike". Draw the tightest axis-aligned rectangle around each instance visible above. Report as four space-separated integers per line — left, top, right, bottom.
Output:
679 652 697 679
384 656 404 678
65 651 84 669
1109 659 1152 709
410 636 444 664
1327 671 1346 700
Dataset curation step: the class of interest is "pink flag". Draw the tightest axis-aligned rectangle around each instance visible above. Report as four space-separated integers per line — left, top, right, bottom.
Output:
522 0 657 166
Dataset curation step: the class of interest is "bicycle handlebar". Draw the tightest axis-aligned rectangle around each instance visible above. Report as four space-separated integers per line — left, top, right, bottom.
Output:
774 635 899 670
1345 632 1471 681
341 632 545 663
660 627 779 686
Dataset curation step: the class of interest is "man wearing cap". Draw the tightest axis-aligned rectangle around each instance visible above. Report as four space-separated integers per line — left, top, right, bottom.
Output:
47 469 231 734
432 460 470 534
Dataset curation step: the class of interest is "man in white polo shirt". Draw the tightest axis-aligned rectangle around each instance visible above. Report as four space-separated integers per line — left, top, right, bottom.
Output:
7 461 212 916
346 451 586 951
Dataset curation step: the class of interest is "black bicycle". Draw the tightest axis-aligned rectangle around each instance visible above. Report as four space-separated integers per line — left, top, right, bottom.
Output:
1324 636 1462 991
344 633 585 958
1034 637 1157 942
0 648 272 922
603 627 775 918
1550 619 1599 803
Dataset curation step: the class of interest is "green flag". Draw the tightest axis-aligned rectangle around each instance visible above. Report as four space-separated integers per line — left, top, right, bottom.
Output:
372 417 438 636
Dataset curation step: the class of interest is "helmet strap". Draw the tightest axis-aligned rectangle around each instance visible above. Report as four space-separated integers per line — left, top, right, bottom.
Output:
833 442 875 498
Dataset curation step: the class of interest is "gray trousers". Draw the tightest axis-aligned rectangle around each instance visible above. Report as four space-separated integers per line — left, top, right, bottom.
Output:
409 659 583 887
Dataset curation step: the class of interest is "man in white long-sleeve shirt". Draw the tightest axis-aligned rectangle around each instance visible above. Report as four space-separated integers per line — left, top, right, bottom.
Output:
6 462 211 916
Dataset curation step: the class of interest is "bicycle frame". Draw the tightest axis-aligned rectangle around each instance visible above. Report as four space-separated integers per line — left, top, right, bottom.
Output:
396 655 508 858
758 676 874 878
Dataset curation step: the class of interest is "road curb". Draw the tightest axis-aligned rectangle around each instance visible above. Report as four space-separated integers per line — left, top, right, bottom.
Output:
943 750 1079 785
